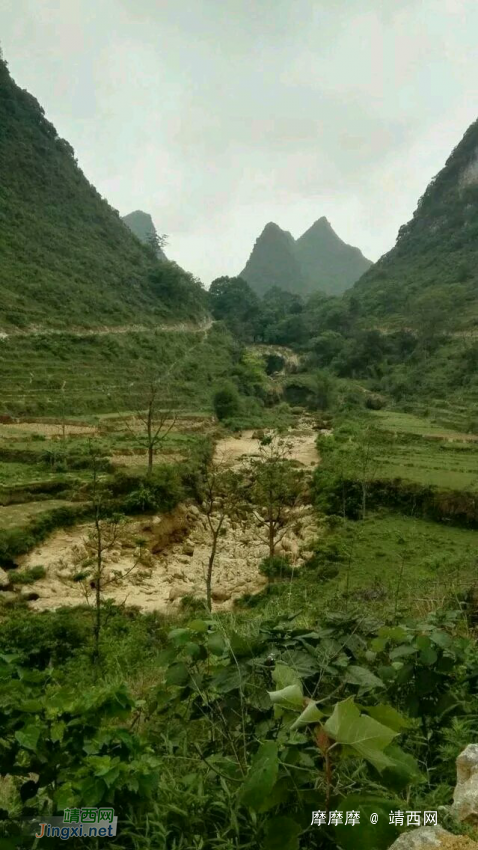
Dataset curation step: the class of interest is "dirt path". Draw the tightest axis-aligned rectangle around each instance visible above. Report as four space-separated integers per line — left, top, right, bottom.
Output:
0 318 213 340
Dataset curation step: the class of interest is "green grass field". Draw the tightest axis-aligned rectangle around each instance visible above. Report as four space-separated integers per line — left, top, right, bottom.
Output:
244 512 478 622
367 409 478 491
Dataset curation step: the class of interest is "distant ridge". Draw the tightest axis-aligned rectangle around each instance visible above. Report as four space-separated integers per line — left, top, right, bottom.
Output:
240 218 371 297
122 210 167 260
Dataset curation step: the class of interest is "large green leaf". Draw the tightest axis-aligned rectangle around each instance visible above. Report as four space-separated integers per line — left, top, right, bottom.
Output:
263 816 301 850
325 698 398 771
165 663 190 686
345 666 385 692
335 794 400 850
268 684 303 711
239 741 279 810
272 663 301 690
290 700 324 730
15 724 41 752
380 745 423 792
365 704 410 732
207 632 226 656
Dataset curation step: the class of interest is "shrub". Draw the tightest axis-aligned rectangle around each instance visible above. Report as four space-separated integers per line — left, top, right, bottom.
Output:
122 465 184 514
213 383 240 421
9 565 46 585
259 555 293 579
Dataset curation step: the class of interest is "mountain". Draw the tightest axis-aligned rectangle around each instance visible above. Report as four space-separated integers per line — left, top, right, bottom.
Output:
122 210 167 259
0 56 203 329
240 222 305 297
353 117 478 330
240 219 370 298
296 217 371 296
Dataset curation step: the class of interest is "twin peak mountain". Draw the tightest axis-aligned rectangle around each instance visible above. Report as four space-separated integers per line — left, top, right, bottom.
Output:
240 217 371 297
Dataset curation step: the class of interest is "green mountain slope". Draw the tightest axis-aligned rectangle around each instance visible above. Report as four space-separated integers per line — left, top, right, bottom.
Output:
122 210 167 259
0 57 203 329
353 117 478 330
296 217 371 295
240 222 305 297
240 218 370 298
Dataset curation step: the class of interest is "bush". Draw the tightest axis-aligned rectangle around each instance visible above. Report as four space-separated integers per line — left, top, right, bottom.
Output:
9 565 46 585
259 555 293 579
122 465 184 514
213 383 240 421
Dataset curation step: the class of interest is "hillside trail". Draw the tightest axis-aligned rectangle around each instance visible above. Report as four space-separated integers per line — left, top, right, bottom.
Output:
0 317 214 339
16 417 321 614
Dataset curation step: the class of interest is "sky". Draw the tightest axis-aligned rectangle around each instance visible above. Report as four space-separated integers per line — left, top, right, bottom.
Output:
1 0 478 285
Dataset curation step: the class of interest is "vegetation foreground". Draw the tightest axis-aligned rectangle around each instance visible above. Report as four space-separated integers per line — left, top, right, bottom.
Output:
1 395 478 850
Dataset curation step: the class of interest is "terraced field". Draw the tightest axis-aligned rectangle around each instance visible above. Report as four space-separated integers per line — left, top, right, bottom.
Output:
370 409 478 491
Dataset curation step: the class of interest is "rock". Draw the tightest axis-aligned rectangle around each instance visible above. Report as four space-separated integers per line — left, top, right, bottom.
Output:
388 827 478 848
169 584 190 602
211 587 231 602
452 744 478 824
187 504 200 518
388 827 456 849
182 544 194 556
0 568 10 588
0 591 18 604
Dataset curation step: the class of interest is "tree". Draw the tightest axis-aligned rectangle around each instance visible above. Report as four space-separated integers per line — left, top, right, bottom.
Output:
213 383 240 422
353 425 380 521
195 462 242 611
74 445 145 667
247 433 307 559
135 375 177 476
146 230 168 257
208 276 260 341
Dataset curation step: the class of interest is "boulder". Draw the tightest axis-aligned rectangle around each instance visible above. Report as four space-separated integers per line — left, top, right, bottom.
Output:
211 587 231 602
388 827 473 848
452 744 478 825
0 568 11 588
169 584 190 602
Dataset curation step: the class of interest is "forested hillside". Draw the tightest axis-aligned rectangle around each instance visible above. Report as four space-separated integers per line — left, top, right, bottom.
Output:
354 117 478 331
0 58 205 329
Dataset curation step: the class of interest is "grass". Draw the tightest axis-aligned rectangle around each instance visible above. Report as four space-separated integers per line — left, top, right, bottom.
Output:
370 409 475 438
0 500 77 531
366 409 478 491
240 512 478 622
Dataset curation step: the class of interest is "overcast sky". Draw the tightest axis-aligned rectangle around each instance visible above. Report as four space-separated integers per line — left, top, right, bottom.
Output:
2 0 478 284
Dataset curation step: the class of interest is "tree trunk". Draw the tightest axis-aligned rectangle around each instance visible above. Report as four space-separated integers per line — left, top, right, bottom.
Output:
206 531 219 612
362 483 367 521
93 517 102 669
268 521 275 559
146 401 154 476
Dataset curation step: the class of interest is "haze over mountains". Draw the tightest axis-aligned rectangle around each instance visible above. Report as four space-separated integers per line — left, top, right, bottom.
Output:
240 218 371 298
